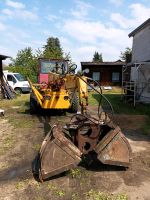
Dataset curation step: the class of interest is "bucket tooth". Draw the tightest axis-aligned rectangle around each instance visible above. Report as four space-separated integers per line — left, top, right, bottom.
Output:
95 126 132 167
39 128 82 181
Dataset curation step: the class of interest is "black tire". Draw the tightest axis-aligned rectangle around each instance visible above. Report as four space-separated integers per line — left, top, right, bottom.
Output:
30 92 38 114
14 87 22 94
69 93 78 113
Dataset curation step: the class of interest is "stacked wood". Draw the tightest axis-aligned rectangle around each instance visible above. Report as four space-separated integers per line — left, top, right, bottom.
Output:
0 54 15 100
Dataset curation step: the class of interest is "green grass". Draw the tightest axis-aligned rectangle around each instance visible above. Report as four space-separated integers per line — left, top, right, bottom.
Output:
89 92 150 134
7 116 34 129
84 189 128 200
34 143 41 151
0 135 15 154
47 184 65 197
68 167 89 179
0 94 35 129
0 94 29 110
89 93 150 116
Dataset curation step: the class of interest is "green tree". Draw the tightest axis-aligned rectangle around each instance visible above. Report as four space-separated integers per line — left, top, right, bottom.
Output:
10 47 39 82
120 47 132 63
43 37 63 59
64 52 74 67
93 51 103 62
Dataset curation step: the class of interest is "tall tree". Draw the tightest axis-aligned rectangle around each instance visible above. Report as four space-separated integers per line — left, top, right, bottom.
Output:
120 47 132 63
93 51 103 62
43 37 63 59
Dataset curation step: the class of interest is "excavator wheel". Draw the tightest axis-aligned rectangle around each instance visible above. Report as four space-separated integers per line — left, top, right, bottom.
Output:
30 92 39 114
69 93 78 113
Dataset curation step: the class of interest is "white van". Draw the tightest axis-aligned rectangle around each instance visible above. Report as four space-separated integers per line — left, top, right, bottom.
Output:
3 71 31 93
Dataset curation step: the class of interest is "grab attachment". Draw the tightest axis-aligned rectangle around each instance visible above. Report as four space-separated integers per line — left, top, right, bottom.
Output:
95 126 132 167
37 115 132 181
39 127 82 181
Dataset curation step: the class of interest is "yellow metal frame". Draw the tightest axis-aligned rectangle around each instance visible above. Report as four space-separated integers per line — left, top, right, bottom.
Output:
28 79 70 109
42 90 70 109
28 73 88 112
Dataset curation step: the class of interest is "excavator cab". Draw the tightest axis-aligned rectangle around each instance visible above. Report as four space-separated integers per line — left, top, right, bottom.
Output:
38 59 69 84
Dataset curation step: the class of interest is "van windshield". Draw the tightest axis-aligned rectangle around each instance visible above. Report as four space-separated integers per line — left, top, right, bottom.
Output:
14 74 26 81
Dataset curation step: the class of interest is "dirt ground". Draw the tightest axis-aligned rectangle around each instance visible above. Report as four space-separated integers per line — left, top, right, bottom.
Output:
0 102 150 200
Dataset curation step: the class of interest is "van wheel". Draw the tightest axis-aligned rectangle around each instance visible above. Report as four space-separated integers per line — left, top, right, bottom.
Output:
14 88 22 94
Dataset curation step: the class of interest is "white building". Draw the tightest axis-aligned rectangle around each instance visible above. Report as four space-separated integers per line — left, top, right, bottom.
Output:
123 18 150 105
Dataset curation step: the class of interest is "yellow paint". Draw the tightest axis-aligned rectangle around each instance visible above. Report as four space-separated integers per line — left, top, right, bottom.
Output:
28 73 88 111
42 90 70 109
28 79 43 106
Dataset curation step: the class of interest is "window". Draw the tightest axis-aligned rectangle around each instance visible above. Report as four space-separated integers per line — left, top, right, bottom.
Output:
40 60 68 74
112 72 120 82
7 75 17 83
14 74 26 81
92 72 100 81
7 75 13 82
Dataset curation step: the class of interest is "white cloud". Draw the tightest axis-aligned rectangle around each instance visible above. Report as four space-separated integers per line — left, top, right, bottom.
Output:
109 0 124 6
17 10 38 20
2 8 13 16
6 0 25 9
71 0 93 19
64 20 105 42
111 13 134 29
130 3 150 23
64 19 129 46
43 30 53 36
3 0 38 21
0 22 6 31
47 14 58 21
32 40 45 46
111 3 150 29
60 36 72 47
2 8 38 20
0 44 16 58
6 29 31 40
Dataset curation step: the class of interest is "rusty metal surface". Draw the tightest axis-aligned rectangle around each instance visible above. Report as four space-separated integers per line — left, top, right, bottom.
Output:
95 126 132 167
77 123 100 154
38 115 132 181
39 127 82 180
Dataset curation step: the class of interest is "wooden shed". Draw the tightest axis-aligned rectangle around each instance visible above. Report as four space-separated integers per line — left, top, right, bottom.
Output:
81 60 125 86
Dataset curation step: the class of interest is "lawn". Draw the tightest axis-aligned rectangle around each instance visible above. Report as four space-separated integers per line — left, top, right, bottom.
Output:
88 88 150 134
89 92 150 117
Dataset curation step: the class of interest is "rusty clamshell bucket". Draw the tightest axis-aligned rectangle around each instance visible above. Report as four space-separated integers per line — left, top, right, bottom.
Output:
39 127 82 181
95 126 132 167
36 116 132 181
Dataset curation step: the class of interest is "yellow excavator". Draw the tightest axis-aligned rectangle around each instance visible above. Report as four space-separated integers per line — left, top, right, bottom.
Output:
29 58 132 181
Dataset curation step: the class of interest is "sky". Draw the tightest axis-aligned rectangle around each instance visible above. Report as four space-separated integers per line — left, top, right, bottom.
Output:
0 0 150 68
